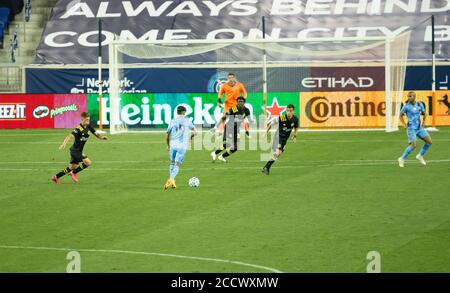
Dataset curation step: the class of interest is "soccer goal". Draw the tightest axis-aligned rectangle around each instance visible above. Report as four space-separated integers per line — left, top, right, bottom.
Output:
108 33 410 134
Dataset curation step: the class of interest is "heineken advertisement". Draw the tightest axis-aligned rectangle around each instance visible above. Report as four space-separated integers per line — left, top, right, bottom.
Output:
87 93 300 129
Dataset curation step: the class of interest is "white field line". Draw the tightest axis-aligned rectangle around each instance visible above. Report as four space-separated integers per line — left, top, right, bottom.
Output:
1 128 449 137
1 139 450 144
0 159 449 171
0 244 283 273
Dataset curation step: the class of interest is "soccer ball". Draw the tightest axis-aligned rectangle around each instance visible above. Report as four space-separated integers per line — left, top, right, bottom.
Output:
188 177 200 187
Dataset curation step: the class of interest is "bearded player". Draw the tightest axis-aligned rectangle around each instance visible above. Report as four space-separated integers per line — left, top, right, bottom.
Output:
398 91 433 167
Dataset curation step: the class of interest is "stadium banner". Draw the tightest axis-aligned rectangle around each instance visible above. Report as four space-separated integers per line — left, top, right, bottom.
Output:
87 92 300 128
300 90 450 128
26 65 450 94
36 0 450 64
0 94 87 129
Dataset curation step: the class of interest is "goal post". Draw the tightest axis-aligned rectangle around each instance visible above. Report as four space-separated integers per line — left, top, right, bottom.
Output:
108 34 411 134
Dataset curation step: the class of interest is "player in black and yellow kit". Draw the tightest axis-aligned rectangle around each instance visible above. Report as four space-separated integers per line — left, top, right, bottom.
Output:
211 96 251 163
51 112 108 184
262 104 298 175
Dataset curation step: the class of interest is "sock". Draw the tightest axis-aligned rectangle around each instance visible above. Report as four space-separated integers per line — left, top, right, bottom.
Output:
265 159 275 169
215 144 226 155
170 165 179 180
73 163 89 174
419 144 431 156
55 167 71 178
169 163 175 177
401 145 415 159
222 148 236 158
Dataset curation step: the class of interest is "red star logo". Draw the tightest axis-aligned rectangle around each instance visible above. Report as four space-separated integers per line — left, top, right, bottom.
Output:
265 97 287 120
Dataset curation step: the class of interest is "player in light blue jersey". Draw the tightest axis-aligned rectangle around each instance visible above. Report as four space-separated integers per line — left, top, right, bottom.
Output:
164 105 197 190
398 91 433 167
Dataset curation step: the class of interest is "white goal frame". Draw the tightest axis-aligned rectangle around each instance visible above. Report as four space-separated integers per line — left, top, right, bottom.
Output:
108 36 408 134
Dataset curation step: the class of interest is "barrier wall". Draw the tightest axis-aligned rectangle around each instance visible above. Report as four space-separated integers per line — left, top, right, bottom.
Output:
1 91 449 129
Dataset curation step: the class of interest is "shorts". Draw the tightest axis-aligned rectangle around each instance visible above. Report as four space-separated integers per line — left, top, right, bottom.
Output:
70 150 88 164
272 135 289 153
223 102 236 113
407 127 429 143
169 147 187 164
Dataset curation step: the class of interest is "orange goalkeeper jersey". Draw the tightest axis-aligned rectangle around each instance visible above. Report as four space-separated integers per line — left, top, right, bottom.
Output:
218 81 247 110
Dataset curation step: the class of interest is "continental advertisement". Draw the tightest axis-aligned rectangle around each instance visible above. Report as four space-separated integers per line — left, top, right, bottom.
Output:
0 94 87 129
300 90 450 128
87 92 300 129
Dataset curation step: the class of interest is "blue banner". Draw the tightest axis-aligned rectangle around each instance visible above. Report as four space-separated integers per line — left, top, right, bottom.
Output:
25 66 450 94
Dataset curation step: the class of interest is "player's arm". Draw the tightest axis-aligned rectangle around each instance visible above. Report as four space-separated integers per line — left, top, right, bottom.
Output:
292 118 299 142
399 105 408 129
264 117 278 137
189 121 197 140
59 133 73 150
165 133 170 151
94 131 108 140
213 110 229 130
190 128 197 141
218 85 225 107
292 127 298 143
421 104 427 127
241 83 247 99
165 124 172 151
244 108 253 123
89 125 108 140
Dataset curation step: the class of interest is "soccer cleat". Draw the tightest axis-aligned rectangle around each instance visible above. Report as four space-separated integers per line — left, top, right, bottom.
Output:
416 154 427 165
217 155 227 163
398 157 405 168
51 175 61 185
245 131 251 138
210 151 217 162
171 179 177 189
262 167 270 175
163 179 172 191
70 172 78 183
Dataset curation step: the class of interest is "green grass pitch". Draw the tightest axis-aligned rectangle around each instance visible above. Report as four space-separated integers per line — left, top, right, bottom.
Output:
0 128 449 272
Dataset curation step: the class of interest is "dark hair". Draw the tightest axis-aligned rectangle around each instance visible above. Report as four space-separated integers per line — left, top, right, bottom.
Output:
286 104 295 110
81 112 90 118
228 72 235 77
177 105 187 114
237 96 245 102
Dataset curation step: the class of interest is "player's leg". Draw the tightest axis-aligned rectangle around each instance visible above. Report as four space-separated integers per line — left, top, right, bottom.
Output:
169 149 186 189
51 153 80 184
70 156 91 183
212 130 228 161
398 129 417 167
263 144 284 175
220 146 237 160
416 129 432 165
212 142 226 161
219 133 238 161
263 135 286 174
164 148 177 190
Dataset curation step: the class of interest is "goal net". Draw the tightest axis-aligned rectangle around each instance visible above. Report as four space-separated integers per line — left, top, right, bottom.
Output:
108 33 410 134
